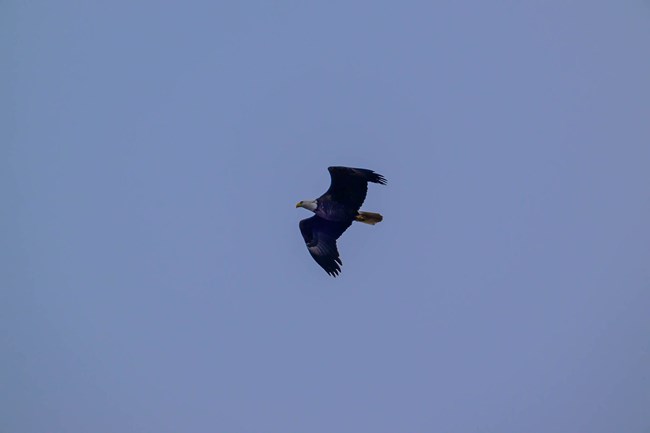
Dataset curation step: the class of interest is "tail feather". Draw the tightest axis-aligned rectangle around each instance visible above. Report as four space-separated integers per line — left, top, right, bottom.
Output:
355 211 383 225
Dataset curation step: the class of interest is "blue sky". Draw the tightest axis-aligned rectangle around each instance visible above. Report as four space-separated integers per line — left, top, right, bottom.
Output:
3 1 650 432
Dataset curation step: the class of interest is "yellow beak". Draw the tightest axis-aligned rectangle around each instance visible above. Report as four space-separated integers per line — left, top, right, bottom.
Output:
295 201 302 208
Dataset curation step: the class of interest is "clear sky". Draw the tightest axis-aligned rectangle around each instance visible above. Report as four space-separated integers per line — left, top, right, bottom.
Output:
3 1 650 432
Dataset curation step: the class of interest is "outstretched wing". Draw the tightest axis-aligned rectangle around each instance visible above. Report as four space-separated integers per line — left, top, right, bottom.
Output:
299 215 352 277
322 166 387 212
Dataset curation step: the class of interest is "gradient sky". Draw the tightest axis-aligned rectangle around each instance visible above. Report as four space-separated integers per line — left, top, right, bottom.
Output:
3 1 650 432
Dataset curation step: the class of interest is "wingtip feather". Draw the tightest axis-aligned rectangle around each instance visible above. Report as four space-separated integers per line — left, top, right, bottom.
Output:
373 173 387 185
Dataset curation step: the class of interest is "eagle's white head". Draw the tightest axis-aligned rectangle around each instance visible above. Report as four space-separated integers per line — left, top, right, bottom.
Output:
295 200 318 212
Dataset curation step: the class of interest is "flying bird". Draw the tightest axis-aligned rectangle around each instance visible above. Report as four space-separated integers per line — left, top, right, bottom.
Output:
296 166 386 277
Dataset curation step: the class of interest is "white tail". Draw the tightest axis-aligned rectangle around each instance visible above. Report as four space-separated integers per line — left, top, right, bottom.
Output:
355 211 383 225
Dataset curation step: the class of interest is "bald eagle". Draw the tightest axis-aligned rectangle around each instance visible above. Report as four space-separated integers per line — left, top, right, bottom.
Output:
296 166 387 277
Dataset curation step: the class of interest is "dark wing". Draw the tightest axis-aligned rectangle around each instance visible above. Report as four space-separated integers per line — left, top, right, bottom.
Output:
322 166 387 212
299 215 352 277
